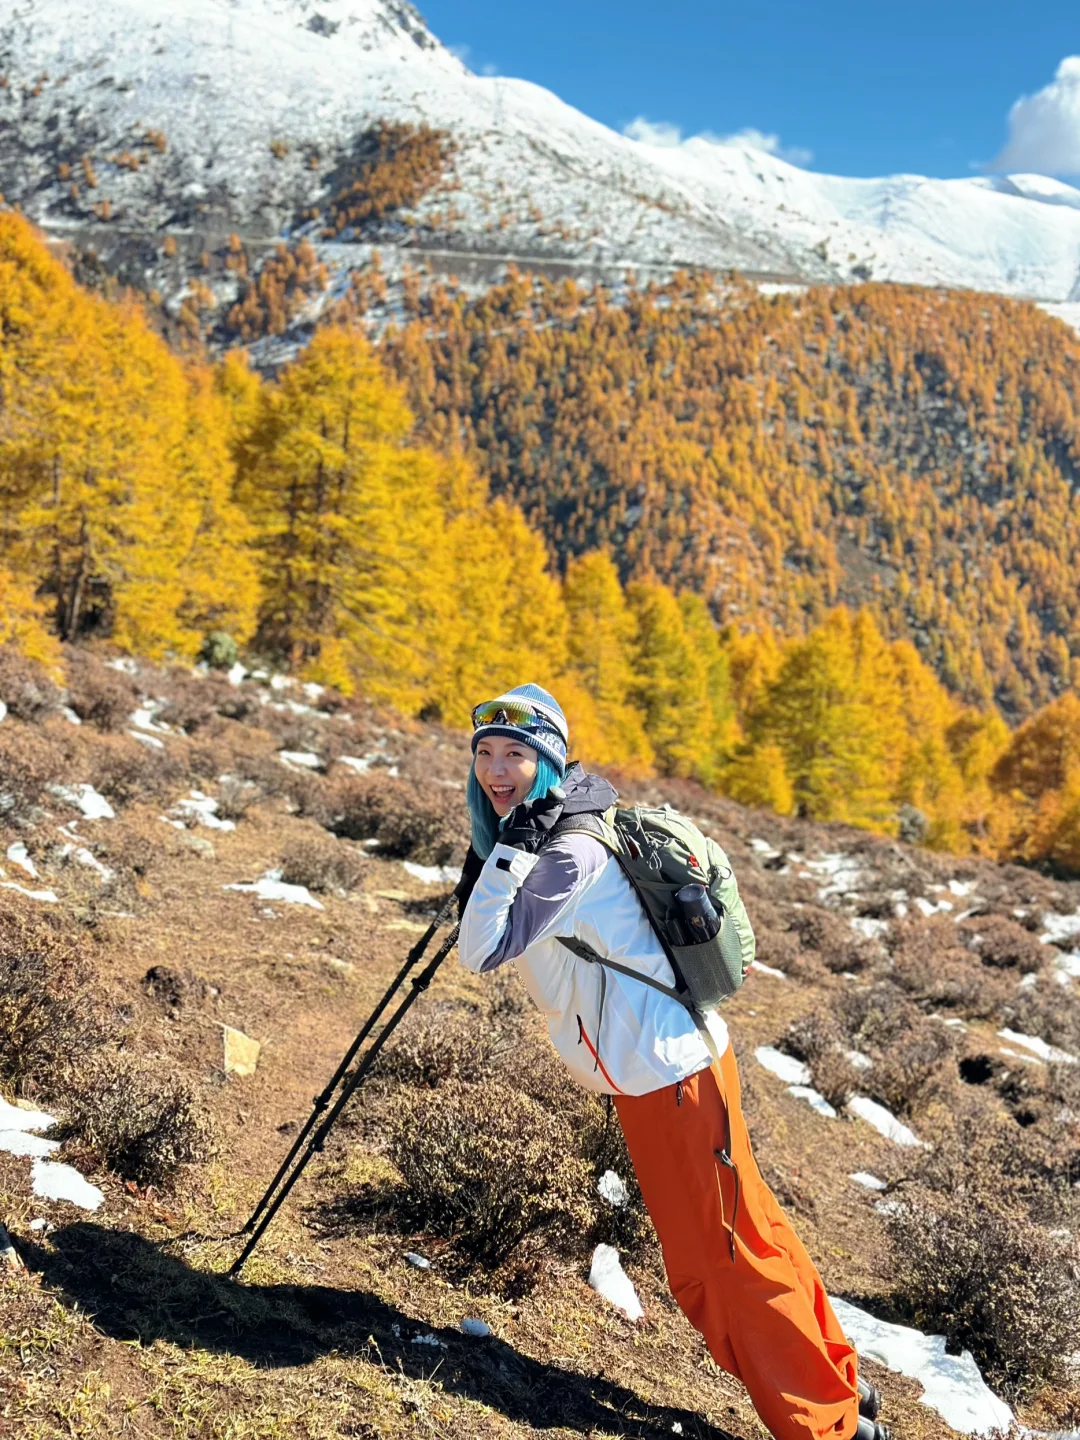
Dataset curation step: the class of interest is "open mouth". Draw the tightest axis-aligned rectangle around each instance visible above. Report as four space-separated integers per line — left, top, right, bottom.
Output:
489 785 516 802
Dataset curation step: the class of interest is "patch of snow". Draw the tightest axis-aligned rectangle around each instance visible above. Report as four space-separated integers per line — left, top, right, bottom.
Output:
224 869 324 910
874 1198 905 1217
278 750 322 770
0 1128 61 1159
129 705 171 735
0 1098 57 1133
750 959 788 979
947 879 978 896
227 662 247 686
597 1170 629 1207
754 1046 811 1086
28 1217 50 1231
59 705 82 725
829 1297 1013 1435
49 784 115 820
845 1049 873 1071
6 842 38 878
914 896 953 916
410 1332 444 1348
941 1017 968 1030
847 1096 926 1148
893 900 909 918
30 1159 103 1211
850 1172 888 1191
403 862 463 886
168 791 236 831
749 837 780 858
588 1243 643 1322
997 1028 1077 1064
999 1047 1043 1066
0 881 59 904
405 1251 431 1269
850 916 889 940
803 853 863 899
786 1085 838 1118
1039 910 1080 945
107 658 139 676
1055 950 1080 978
129 730 166 750
460 1317 490 1337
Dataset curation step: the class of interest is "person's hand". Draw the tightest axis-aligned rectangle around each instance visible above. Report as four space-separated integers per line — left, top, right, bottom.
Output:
500 789 565 853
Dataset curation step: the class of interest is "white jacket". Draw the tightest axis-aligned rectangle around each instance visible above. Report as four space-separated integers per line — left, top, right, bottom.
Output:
458 830 734 1096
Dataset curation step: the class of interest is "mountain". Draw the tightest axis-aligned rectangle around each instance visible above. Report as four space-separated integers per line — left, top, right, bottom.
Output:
3 0 1080 319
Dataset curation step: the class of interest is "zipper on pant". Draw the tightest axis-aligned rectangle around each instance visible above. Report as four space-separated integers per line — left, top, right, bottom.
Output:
714 1147 741 1264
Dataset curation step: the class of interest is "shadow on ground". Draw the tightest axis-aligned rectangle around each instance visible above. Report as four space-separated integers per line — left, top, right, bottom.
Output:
27 1223 736 1440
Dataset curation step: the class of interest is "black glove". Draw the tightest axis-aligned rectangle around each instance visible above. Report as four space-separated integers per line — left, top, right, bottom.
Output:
499 788 566 853
455 845 485 919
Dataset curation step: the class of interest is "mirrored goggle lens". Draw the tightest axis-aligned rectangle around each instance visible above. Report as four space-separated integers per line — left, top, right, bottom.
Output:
471 700 548 732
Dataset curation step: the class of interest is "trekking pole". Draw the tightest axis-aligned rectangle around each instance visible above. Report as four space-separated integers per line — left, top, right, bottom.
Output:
234 889 460 1246
228 918 460 1278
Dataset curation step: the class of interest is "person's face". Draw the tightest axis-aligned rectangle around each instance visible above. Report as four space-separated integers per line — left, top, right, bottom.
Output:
473 734 539 816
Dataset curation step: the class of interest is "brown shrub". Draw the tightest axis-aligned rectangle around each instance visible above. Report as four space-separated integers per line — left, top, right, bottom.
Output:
887 1193 1079 1398
64 651 138 731
279 835 364 893
782 1010 862 1109
326 774 466 864
0 724 68 821
216 777 260 823
88 736 184 806
155 670 230 734
867 1022 956 1117
753 926 802 974
61 1056 212 1187
385 1079 595 1269
1001 981 1080 1054
0 913 105 1093
890 944 1010 1018
788 909 868 973
836 981 921 1052
0 645 62 722
960 915 1048 974
376 1002 505 1089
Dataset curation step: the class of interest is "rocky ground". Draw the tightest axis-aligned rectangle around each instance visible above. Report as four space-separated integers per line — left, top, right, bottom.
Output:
0 650 1077 1440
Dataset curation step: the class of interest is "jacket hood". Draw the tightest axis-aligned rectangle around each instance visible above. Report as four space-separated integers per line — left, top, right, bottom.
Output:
556 762 618 816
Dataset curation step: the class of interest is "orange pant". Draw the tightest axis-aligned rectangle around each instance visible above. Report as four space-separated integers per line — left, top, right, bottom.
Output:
615 1046 859 1440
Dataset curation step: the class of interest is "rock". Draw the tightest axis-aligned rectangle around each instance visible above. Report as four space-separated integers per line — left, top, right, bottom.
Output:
0 1223 23 1270
223 1026 261 1077
178 833 216 860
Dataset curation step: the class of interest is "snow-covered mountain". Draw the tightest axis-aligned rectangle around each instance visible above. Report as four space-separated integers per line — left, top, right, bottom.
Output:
4 0 1080 304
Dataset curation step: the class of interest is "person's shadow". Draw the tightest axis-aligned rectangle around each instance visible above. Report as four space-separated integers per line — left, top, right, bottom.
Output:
24 1223 736 1440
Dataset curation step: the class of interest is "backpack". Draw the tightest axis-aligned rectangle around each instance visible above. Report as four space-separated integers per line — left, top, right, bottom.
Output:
552 802 755 1014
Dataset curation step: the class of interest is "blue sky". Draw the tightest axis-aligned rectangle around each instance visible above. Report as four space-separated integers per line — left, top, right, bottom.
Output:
419 0 1080 180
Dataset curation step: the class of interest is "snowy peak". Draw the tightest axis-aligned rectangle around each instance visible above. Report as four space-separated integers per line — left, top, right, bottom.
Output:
2 0 1080 314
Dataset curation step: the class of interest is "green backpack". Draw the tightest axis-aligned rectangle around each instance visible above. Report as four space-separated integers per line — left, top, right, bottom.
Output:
553 802 756 1013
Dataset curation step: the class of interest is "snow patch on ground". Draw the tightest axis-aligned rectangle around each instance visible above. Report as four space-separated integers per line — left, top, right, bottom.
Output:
49 783 115 820
750 959 788 979
786 1085 837 1118
165 791 236 831
849 1172 888 1191
278 750 322 770
997 1028 1077 1064
224 869 324 910
597 1170 629 1207
830 1297 1013 1435
6 842 38 878
847 1096 926 1147
588 1243 643 1321
850 916 889 940
0 878 59 903
403 862 463 886
754 1046 810 1086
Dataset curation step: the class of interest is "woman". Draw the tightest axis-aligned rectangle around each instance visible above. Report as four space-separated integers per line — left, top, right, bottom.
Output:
458 683 886 1440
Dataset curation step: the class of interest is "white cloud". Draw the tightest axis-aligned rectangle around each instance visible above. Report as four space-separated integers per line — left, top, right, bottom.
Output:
623 117 812 167
992 57 1080 176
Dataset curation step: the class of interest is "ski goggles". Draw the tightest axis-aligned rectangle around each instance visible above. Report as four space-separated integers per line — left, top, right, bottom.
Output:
471 698 565 740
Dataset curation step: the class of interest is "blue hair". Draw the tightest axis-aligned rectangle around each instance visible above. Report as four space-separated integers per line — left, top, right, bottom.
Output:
467 753 564 860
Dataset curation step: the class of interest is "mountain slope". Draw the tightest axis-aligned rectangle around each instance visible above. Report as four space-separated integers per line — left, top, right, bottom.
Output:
3 0 1080 307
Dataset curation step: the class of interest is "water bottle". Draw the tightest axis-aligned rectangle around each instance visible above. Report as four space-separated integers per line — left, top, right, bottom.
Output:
676 882 721 943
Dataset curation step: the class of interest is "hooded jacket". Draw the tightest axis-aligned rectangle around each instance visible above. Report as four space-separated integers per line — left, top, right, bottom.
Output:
458 767 736 1096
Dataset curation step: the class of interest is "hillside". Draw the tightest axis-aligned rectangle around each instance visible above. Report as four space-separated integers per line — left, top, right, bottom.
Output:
379 270 1080 723
4 0 1080 353
0 651 1078 1439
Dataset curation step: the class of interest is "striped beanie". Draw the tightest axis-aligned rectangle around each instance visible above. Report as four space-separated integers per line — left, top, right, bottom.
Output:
471 683 568 775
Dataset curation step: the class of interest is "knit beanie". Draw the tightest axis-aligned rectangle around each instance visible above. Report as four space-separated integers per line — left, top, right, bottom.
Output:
470 682 568 776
